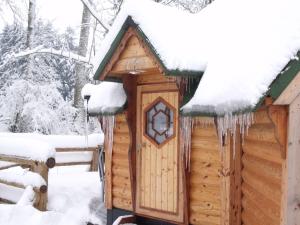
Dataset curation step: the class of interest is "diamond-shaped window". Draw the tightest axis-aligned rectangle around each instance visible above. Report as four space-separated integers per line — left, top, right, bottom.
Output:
145 99 175 146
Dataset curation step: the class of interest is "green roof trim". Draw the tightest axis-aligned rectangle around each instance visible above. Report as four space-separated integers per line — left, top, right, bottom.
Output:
93 16 203 80
267 52 300 100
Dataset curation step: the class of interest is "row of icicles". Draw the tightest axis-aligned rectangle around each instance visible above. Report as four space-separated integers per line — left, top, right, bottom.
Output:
99 112 254 171
180 112 254 170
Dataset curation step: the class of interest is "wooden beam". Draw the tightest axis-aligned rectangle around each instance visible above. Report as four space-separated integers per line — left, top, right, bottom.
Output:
220 134 234 225
104 131 113 209
267 105 288 159
282 94 300 225
123 75 137 211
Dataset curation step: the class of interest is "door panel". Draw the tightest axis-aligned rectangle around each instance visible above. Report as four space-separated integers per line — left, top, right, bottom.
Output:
136 85 184 223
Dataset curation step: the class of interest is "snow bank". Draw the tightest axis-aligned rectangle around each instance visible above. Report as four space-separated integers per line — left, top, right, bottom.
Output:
94 0 300 114
0 132 103 148
0 166 46 188
81 82 127 115
0 137 55 162
0 171 105 225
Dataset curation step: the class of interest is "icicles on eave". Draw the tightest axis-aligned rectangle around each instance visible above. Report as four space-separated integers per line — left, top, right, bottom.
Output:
100 115 115 154
180 112 254 169
180 117 193 171
216 112 254 156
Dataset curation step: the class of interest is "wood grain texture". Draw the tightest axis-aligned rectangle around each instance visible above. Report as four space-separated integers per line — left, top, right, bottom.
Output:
241 108 283 225
110 113 133 211
189 124 222 225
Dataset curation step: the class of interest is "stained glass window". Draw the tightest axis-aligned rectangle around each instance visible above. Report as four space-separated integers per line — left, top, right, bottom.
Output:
145 99 174 145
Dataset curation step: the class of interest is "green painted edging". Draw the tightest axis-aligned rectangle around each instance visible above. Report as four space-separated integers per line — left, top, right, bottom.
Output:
93 16 203 80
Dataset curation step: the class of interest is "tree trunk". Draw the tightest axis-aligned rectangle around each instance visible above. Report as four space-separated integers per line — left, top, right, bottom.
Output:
26 0 36 80
73 5 92 108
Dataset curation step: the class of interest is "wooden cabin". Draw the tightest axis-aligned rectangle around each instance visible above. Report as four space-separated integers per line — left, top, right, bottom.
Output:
84 1 300 225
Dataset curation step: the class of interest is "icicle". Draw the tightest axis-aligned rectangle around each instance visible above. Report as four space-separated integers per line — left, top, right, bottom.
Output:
180 117 193 171
216 112 254 156
101 115 115 154
193 116 215 128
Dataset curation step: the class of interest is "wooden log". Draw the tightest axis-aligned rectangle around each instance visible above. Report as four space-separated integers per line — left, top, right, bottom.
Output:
242 182 280 218
112 176 131 187
32 162 48 211
56 161 91 166
191 138 220 150
55 147 97 152
112 187 132 200
112 165 130 177
189 212 221 225
46 157 55 168
0 197 14 204
242 154 282 185
112 197 133 210
242 197 280 225
242 169 281 203
242 140 282 164
0 163 20 170
0 154 35 167
246 123 277 143
253 109 273 124
0 178 47 193
90 147 99 171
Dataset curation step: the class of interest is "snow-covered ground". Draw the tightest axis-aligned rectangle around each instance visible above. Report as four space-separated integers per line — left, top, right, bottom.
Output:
0 170 106 225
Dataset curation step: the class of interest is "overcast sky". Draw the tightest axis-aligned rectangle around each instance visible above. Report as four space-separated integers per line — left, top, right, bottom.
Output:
0 0 84 32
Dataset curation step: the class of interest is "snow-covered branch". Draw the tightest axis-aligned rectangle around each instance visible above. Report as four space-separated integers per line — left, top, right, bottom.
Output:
80 0 109 32
10 46 91 65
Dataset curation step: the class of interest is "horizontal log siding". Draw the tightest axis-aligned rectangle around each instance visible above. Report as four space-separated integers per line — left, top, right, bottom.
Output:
189 124 222 225
241 109 283 225
112 114 133 210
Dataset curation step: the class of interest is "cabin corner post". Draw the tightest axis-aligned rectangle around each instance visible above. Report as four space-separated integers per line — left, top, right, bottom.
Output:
267 105 288 159
283 95 300 225
102 123 113 209
122 74 137 211
219 133 235 225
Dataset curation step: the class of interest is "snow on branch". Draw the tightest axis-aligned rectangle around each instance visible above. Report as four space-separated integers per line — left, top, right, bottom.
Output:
80 0 109 32
12 46 91 65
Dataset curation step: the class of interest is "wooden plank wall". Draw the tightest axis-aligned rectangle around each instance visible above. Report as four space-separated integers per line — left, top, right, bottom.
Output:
111 113 133 211
189 123 222 225
241 109 283 225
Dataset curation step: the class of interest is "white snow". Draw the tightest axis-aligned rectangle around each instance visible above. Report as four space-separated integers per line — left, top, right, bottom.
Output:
0 137 55 162
0 171 105 225
55 152 93 164
82 82 126 115
0 133 103 148
0 167 46 188
94 0 300 114
17 186 35 206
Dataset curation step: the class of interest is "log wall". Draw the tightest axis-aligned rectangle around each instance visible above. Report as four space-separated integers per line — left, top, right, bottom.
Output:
111 113 133 210
189 124 222 225
241 108 283 225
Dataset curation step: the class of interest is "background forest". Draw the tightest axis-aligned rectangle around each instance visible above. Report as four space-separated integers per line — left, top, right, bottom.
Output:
0 0 212 135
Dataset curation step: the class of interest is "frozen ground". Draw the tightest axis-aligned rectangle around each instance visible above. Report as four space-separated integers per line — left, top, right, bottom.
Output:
0 169 106 225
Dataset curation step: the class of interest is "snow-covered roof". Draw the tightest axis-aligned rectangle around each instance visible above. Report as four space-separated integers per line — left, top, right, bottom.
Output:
94 0 300 115
81 82 127 115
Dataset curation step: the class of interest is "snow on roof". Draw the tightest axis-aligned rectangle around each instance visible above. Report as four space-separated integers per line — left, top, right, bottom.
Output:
81 82 127 115
0 133 103 148
94 0 300 114
0 137 55 162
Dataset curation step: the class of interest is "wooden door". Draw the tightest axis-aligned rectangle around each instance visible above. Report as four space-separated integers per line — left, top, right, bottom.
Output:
136 84 184 223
